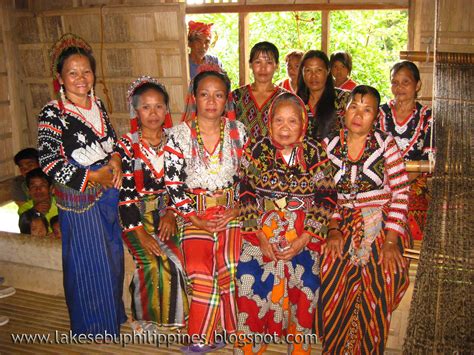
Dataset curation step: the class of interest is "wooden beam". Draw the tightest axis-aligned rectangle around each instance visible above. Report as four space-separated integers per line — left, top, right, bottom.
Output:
239 12 249 87
321 10 329 53
186 3 408 14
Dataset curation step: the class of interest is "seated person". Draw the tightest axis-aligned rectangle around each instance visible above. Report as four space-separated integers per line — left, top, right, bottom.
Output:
49 215 61 238
18 168 58 231
19 209 49 237
11 148 40 207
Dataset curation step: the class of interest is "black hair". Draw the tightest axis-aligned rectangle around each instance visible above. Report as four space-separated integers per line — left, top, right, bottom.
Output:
350 85 381 110
14 148 39 165
192 70 231 97
131 82 170 110
19 208 49 235
390 60 421 82
296 50 336 141
249 41 279 64
25 168 52 189
270 92 305 119
330 51 353 73
56 47 96 78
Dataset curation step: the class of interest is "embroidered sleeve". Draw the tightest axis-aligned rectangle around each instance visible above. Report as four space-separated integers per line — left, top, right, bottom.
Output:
384 134 410 234
164 130 196 218
38 103 89 191
117 136 143 233
239 140 263 233
305 148 338 240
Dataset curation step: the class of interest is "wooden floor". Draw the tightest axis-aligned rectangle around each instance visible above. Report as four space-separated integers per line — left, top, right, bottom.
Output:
0 263 417 354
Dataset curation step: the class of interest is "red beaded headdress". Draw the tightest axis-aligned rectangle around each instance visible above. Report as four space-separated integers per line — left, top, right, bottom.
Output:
50 33 92 94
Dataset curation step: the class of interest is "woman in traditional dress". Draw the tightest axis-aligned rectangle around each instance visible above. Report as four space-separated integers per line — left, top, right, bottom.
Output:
38 33 126 335
235 92 336 355
296 50 351 141
233 41 287 140
117 76 187 331
278 50 304 93
188 21 223 80
377 61 435 241
330 51 358 91
164 69 247 352
318 85 411 353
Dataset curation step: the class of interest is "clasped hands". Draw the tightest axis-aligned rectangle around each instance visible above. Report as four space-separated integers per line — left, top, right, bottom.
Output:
258 230 311 262
189 207 239 233
88 155 122 189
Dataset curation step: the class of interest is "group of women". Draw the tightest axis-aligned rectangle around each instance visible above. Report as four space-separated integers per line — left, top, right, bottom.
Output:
37 30 433 355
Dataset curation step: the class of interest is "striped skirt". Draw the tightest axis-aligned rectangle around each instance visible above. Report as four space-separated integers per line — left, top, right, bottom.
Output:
181 206 241 344
317 206 411 354
123 194 188 327
57 184 127 335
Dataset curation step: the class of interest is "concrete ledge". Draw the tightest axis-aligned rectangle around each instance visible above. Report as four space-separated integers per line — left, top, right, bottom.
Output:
0 231 134 308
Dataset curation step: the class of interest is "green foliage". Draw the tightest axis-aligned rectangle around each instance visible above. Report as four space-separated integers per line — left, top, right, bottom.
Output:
187 10 408 99
329 10 408 100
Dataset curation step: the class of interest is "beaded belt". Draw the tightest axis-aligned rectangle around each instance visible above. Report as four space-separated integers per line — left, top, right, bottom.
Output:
188 188 235 212
54 183 103 213
140 194 169 217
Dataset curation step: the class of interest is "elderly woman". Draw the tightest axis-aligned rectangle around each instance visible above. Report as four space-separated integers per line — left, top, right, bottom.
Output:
117 76 187 331
330 51 358 91
165 69 247 352
37 33 126 335
233 41 288 140
318 85 411 353
278 50 304 93
297 50 351 142
235 92 336 355
377 61 435 241
188 21 223 80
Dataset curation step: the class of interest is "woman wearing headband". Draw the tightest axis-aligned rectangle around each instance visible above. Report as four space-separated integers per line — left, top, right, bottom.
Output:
37 33 126 335
235 92 336 355
117 76 187 332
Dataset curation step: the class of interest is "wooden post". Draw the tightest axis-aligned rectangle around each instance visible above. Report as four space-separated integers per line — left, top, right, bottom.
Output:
239 12 249 87
321 10 329 53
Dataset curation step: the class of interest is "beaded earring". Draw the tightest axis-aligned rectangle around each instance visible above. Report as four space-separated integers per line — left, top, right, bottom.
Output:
60 85 66 103
90 86 95 101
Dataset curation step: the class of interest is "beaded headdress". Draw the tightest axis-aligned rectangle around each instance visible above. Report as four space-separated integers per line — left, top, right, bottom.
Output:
50 33 93 93
127 76 173 192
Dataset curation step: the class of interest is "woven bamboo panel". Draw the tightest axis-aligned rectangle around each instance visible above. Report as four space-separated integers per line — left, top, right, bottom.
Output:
41 16 64 43
0 77 8 101
15 16 40 44
19 49 48 78
29 84 51 110
0 107 12 135
133 49 160 77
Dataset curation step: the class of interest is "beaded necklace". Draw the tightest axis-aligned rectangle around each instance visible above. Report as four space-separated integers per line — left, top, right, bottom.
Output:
139 129 163 154
339 129 372 204
195 118 225 167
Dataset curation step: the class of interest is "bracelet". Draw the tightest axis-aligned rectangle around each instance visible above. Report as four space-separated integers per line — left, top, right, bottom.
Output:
327 227 342 234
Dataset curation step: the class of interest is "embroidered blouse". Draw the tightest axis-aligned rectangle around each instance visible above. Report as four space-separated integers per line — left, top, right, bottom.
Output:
38 99 118 192
324 129 410 235
164 118 247 218
239 136 337 238
378 100 435 161
232 84 287 140
117 132 169 232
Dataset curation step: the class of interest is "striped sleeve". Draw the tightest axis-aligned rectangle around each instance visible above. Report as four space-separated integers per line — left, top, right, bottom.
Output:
164 130 196 218
37 103 89 191
383 134 410 234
